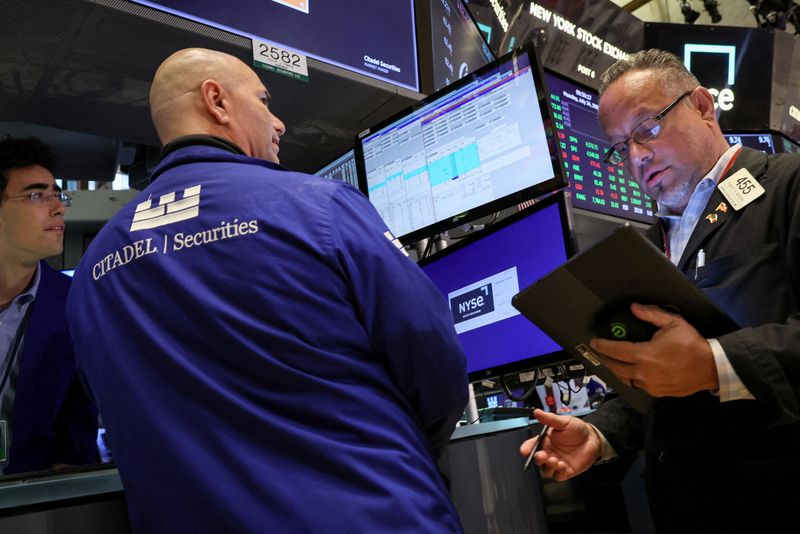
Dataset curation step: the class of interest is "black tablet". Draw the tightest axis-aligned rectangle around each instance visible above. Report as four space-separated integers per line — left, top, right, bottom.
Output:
512 223 738 412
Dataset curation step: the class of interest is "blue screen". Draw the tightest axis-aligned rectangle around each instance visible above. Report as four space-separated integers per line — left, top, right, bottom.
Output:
420 196 568 377
133 0 419 90
724 133 775 154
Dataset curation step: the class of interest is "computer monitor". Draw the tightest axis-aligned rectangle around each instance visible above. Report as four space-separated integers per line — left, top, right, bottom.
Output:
429 0 495 92
314 149 359 188
418 191 574 380
724 133 776 154
776 133 800 154
132 0 419 90
543 70 655 224
356 43 564 244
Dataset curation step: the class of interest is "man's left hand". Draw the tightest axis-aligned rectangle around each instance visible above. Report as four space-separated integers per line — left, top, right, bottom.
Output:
590 303 719 397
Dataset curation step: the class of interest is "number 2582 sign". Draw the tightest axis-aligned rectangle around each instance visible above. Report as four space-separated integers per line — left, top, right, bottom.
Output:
252 39 309 82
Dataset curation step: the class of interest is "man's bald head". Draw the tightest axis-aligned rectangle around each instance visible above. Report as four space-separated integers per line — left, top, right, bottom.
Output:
149 48 286 162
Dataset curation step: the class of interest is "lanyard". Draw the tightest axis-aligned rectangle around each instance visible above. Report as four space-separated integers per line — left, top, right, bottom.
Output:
0 303 34 394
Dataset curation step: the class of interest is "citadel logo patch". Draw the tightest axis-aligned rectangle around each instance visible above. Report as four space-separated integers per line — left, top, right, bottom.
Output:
131 185 202 231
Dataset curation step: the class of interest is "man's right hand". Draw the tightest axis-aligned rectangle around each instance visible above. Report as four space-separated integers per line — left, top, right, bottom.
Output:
519 408 601 481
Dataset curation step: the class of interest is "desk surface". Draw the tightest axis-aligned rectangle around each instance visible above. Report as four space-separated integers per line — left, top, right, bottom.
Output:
450 407 595 441
0 466 122 510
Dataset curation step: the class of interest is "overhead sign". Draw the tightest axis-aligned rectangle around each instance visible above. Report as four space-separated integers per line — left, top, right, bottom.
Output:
464 0 643 90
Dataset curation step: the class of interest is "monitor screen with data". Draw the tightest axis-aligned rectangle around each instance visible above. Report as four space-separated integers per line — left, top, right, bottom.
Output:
356 44 564 243
723 133 775 154
429 0 495 92
543 70 655 224
314 149 359 188
418 192 573 379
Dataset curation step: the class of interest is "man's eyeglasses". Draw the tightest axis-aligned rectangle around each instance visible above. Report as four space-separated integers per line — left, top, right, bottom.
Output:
603 90 693 166
4 191 73 207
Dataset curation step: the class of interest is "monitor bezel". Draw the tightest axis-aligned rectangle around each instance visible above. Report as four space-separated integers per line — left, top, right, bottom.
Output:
355 42 567 245
418 190 576 381
542 67 657 225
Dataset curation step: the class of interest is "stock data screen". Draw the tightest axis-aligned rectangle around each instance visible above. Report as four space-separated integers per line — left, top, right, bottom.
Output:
544 72 655 224
360 49 558 241
430 0 494 91
724 133 775 154
314 150 359 188
779 135 800 154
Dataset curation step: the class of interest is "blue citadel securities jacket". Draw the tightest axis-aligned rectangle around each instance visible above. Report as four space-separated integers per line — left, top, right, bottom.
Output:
67 140 468 533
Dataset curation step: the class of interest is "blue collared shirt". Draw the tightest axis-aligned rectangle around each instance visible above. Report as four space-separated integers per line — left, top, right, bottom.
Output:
0 264 41 373
657 144 742 265
0 263 41 471
656 144 754 402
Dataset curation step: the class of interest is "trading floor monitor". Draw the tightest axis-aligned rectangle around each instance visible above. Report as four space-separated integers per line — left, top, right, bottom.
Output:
543 69 655 224
314 149 359 188
357 43 564 243
723 132 776 154
419 191 574 380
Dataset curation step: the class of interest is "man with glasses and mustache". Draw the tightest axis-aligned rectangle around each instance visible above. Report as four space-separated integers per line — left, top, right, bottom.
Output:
0 136 97 475
520 50 800 531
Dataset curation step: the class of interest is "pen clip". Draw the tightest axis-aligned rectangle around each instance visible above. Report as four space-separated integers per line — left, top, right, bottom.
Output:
694 249 705 280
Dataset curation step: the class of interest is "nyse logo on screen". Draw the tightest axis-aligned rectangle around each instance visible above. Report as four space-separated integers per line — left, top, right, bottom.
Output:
451 285 495 324
683 44 736 111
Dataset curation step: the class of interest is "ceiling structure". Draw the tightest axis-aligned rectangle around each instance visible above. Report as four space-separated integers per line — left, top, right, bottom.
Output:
617 0 797 31
0 0 793 184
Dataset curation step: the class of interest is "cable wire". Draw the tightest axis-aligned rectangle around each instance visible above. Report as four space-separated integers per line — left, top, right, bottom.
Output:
499 371 540 402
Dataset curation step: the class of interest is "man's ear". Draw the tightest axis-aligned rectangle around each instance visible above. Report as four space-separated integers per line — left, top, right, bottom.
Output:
692 87 718 122
200 79 229 125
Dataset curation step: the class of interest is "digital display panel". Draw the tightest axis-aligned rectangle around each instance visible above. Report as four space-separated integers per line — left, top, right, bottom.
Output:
777 134 800 154
724 133 775 154
430 0 495 91
357 44 564 243
464 0 644 90
314 149 359 188
544 71 655 224
419 192 572 379
132 0 419 90
645 24 774 131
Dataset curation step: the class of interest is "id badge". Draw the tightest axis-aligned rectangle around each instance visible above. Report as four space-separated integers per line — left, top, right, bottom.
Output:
0 420 6 462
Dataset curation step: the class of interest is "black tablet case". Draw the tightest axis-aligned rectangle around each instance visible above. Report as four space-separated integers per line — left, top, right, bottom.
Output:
511 223 739 412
